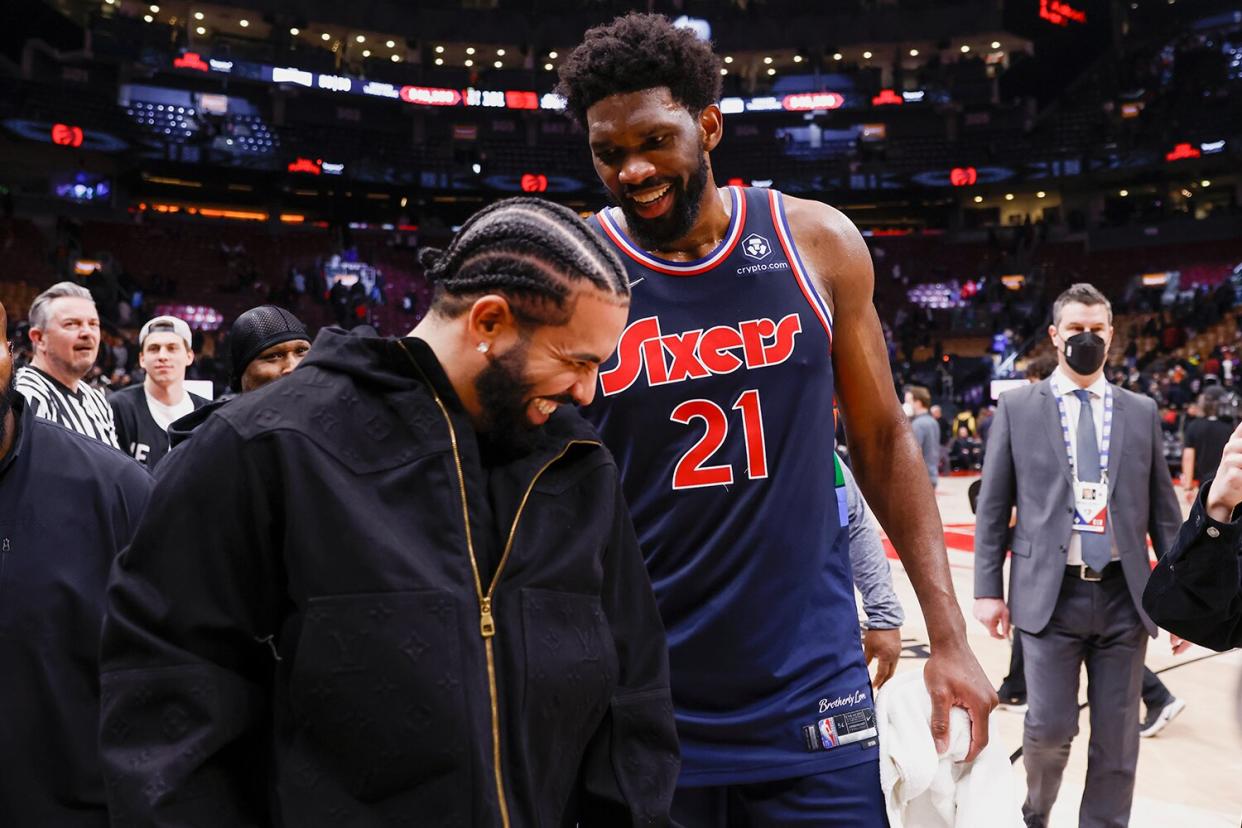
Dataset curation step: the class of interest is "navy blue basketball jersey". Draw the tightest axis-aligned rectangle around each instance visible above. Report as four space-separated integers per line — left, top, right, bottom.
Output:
584 187 878 785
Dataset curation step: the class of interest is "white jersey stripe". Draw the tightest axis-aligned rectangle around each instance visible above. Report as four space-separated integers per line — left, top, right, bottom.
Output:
15 366 120 448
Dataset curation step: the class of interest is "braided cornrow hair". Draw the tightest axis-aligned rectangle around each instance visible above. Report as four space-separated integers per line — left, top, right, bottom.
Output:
421 197 629 326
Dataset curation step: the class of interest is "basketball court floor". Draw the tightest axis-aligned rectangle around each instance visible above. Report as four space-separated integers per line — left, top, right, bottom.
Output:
876 474 1242 827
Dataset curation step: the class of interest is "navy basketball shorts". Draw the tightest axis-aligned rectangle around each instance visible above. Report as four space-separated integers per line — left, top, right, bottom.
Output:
670 758 888 827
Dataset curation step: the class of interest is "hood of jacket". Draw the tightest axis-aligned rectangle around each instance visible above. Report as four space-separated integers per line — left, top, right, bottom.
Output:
167 397 230 449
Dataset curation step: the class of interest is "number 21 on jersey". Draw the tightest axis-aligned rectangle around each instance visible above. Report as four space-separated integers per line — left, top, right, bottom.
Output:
670 389 768 490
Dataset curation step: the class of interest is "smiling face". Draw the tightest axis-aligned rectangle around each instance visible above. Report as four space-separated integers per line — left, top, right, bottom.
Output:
473 288 628 455
139 331 193 389
241 339 311 392
30 296 100 384
587 87 720 250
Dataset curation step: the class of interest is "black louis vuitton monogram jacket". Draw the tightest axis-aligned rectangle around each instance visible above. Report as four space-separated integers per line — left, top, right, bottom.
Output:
99 330 678 827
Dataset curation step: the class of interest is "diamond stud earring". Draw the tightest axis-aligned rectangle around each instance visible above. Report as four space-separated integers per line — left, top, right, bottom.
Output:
477 342 490 354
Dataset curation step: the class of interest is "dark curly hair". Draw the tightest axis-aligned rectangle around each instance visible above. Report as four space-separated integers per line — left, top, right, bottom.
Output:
420 197 629 326
556 13 723 129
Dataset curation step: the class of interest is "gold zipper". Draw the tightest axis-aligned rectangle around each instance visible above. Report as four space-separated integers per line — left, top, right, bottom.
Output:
400 340 599 827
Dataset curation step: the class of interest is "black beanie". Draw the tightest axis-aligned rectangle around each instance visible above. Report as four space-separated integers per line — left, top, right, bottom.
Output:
229 305 310 388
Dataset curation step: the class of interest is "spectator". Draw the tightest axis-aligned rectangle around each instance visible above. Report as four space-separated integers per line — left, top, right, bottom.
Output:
226 305 311 393
931 403 952 445
904 384 940 488
0 299 153 825
14 282 119 448
1181 387 1234 495
109 316 210 469
950 426 983 471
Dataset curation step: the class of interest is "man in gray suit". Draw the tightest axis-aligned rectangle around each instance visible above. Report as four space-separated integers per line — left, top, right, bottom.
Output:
973 283 1182 828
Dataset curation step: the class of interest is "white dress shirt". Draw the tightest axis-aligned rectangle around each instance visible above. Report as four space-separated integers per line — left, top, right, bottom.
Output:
1049 367 1119 565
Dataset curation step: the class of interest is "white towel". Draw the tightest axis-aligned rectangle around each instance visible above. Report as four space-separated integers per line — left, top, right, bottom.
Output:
876 666 1023 828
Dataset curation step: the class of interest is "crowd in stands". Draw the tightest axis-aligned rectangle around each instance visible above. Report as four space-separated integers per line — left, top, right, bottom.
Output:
903 273 1242 482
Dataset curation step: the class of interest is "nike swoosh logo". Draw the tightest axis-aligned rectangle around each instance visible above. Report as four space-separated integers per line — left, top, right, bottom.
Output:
628 277 645 288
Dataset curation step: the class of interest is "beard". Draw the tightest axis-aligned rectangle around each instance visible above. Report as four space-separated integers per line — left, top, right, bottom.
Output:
473 340 544 461
613 152 710 250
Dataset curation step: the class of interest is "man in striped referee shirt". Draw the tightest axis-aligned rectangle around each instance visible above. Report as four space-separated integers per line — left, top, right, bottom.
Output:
15 281 118 448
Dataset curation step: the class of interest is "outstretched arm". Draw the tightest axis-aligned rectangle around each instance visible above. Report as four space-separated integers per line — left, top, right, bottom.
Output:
788 197 997 759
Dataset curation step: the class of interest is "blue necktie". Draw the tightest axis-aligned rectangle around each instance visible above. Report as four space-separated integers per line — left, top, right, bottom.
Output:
1073 389 1112 570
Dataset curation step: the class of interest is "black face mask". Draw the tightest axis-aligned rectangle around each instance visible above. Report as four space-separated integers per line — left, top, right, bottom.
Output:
1062 331 1107 376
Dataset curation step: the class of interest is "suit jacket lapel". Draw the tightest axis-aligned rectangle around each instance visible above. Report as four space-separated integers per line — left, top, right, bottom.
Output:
1040 379 1073 487
1107 383 1126 499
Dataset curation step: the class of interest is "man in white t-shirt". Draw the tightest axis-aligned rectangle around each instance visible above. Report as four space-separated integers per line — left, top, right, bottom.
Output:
109 315 210 468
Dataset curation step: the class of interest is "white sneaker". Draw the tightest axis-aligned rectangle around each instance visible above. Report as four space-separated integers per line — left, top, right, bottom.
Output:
1139 697 1186 737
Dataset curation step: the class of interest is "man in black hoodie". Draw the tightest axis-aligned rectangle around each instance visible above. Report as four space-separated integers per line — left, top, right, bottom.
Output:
100 198 679 826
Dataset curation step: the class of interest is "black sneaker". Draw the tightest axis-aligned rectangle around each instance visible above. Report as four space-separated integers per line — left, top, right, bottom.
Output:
997 686 1027 713
1139 697 1186 737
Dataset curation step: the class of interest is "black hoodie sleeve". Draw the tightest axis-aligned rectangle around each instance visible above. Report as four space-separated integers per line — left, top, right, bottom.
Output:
99 416 283 826
1142 482 1242 651
572 481 679 827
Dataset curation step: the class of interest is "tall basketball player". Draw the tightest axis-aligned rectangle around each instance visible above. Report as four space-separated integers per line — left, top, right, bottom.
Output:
560 14 996 825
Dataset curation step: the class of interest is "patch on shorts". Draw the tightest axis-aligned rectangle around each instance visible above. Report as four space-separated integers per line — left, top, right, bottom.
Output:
801 707 878 752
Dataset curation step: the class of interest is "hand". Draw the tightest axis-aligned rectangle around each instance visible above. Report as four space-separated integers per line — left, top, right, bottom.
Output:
1205 423 1242 522
1170 634 1192 655
972 598 1010 639
863 627 902 690
923 643 999 762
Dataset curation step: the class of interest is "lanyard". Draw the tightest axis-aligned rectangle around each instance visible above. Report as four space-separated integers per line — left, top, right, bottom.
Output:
1054 385 1113 484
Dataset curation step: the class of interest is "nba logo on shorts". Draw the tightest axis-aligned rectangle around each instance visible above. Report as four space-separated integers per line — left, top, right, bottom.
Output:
817 717 839 749
742 233 771 261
